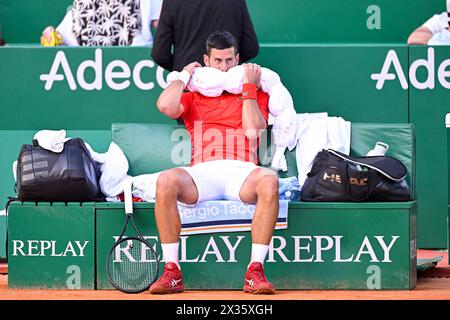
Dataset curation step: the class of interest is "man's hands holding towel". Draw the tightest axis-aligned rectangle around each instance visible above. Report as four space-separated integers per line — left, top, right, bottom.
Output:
243 63 261 88
183 61 203 75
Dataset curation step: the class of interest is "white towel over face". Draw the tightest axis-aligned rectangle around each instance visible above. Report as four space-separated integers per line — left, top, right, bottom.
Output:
184 65 285 99
168 65 298 171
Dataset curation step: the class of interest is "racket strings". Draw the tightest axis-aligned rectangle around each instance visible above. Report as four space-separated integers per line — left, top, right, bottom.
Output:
107 238 158 292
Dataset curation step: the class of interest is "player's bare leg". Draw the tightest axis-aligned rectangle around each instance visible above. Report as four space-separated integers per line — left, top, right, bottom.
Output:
154 168 198 243
150 168 198 294
239 167 278 294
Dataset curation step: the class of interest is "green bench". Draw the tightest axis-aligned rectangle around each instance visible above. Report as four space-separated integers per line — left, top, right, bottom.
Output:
8 122 417 290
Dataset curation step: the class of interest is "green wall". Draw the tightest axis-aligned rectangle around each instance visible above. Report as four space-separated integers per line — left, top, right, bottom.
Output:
255 45 408 123
0 0 446 44
8 202 95 289
248 0 444 44
94 202 416 290
409 46 450 248
7 201 416 290
0 45 408 130
0 47 168 130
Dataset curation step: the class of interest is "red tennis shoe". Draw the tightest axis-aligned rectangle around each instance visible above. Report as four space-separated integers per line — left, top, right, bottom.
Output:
149 262 184 294
243 262 276 294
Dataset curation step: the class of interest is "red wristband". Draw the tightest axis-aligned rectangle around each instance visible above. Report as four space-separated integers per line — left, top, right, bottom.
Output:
242 83 257 101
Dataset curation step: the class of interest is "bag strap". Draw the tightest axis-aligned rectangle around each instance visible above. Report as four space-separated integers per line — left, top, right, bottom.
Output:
327 149 406 181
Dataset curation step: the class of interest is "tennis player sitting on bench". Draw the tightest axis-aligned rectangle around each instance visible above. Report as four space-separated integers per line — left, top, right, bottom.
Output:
150 31 278 295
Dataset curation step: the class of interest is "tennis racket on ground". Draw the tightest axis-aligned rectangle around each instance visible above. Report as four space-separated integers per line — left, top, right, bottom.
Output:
106 180 159 293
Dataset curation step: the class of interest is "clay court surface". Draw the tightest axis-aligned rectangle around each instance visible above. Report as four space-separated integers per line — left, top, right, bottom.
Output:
1 250 450 300
1 275 450 300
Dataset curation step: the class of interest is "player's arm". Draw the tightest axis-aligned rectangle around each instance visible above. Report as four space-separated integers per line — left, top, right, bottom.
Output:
156 62 201 119
407 26 433 45
241 63 267 141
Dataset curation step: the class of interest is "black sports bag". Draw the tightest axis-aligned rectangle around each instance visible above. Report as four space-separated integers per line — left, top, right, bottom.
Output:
300 149 411 202
15 138 104 202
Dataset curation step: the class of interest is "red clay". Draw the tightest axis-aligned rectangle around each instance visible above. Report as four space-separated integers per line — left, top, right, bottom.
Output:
0 263 7 275
1 275 450 300
2 250 449 300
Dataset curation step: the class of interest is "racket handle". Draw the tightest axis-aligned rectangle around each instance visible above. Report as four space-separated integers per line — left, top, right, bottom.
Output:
124 179 133 214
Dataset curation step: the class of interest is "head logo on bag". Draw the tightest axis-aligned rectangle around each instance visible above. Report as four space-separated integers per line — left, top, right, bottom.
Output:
301 149 410 202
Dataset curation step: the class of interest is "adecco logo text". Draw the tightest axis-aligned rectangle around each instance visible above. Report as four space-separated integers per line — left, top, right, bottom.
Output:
40 48 168 91
372 47 450 90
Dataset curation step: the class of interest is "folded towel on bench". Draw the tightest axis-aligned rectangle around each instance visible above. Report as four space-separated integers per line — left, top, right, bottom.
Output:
124 176 290 236
178 200 289 235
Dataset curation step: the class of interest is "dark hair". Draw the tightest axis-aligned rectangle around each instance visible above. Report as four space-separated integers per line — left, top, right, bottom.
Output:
205 31 238 56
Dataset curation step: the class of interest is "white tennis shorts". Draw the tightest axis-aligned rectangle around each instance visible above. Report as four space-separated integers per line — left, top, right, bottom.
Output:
180 160 258 204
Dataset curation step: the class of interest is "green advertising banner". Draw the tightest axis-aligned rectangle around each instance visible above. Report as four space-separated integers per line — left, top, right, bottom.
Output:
0 45 408 130
0 47 170 130
409 46 450 248
8 202 96 289
95 202 416 290
254 45 409 124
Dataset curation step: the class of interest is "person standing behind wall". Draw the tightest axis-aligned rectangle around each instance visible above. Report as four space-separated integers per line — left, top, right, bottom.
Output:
151 0 259 71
